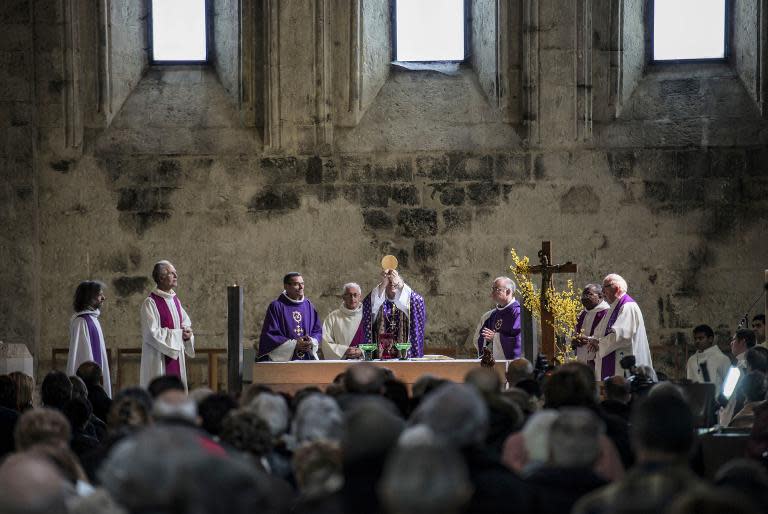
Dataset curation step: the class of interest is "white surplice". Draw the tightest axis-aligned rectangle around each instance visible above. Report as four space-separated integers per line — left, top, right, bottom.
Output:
575 300 610 365
686 344 732 394
594 295 656 381
66 309 112 398
139 289 195 389
321 304 363 359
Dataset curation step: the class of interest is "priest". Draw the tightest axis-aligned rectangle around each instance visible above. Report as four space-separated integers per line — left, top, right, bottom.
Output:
686 324 731 394
361 269 426 359
258 272 323 361
472 277 521 359
321 282 364 360
579 274 656 381
140 260 195 389
67 280 112 397
571 284 610 370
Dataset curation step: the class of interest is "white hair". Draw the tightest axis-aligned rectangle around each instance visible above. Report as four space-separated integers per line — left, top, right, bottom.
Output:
152 260 173 283
341 282 361 295
522 410 560 464
603 273 628 294
494 276 516 294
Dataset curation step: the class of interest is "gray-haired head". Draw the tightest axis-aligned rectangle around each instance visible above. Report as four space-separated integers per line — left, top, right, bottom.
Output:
548 407 604 468
247 392 290 438
409 383 489 449
292 394 344 445
521 409 560 464
379 444 473 514
341 282 361 295
152 260 173 284
603 273 628 294
493 276 516 294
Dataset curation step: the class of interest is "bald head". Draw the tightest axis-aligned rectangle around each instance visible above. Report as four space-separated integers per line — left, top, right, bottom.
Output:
0 453 70 514
602 274 627 303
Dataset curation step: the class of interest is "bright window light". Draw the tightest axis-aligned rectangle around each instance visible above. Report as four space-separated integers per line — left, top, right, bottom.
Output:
396 0 465 62
152 0 207 61
653 0 726 61
722 366 741 399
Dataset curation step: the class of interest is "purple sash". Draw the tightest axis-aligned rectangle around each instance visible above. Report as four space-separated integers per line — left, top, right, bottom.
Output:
150 293 184 378
79 313 102 366
349 319 365 348
601 295 635 377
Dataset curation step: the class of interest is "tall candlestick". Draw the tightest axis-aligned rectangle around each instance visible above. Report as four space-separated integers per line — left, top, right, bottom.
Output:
227 284 243 394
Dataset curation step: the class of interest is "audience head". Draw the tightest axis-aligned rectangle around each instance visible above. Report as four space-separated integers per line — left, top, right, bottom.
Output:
630 393 694 462
543 362 597 408
693 324 715 352
341 282 362 310
732 329 757 357
343 399 405 465
411 375 448 408
506 357 534 387
147 374 185 398
72 280 106 312
521 409 560 464
746 346 768 373
63 395 92 431
40 370 72 410
410 383 488 449
604 376 631 404
198 393 238 437
292 440 343 498
26 443 88 486
714 458 768 513
548 408 604 468
464 367 502 395
344 363 386 395
0 452 72 514
379 445 473 514
602 273 628 303
9 371 34 411
151 260 178 291
75 361 104 388
382 378 411 418
741 371 768 403
0 374 17 410
68 375 88 400
580 283 604 310
220 408 273 463
292 393 343 445
239 383 273 407
107 394 153 435
15 407 72 451
247 392 290 439
152 389 198 426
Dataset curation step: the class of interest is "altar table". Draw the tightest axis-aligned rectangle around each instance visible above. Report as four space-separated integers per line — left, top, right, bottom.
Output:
251 359 509 394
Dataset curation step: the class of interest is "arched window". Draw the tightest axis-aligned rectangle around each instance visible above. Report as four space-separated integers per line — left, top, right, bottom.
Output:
150 0 209 62
651 0 727 61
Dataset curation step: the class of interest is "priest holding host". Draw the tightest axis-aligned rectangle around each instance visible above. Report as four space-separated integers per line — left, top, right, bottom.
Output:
576 274 656 381
321 283 364 360
258 272 323 361
472 277 522 360
360 263 426 359
139 260 195 388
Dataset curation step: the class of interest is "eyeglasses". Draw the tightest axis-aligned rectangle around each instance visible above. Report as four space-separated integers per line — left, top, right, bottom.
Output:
491 287 508 293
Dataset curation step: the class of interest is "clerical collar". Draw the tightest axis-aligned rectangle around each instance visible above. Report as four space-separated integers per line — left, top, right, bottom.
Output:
282 291 305 304
496 298 517 310
588 300 610 312
153 288 176 299
340 304 362 315
73 309 100 319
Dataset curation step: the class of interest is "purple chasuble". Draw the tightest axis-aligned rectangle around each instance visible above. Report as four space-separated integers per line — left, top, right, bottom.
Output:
600 294 635 377
477 301 522 359
150 293 184 378
361 290 427 359
258 295 323 361
78 313 102 365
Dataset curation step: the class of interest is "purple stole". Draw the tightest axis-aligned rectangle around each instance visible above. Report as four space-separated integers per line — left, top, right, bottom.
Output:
78 313 102 365
575 308 608 370
349 319 365 348
150 293 184 378
600 294 635 377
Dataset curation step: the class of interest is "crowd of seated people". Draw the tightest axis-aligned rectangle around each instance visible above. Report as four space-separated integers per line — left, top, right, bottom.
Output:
1 356 768 514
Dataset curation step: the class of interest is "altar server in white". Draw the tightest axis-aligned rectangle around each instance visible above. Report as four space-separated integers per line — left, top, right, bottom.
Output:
67 280 112 397
580 274 656 381
571 284 610 369
322 283 365 359
686 324 731 394
140 260 195 388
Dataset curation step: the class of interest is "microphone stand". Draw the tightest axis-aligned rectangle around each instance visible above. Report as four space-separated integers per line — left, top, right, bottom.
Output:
736 284 767 330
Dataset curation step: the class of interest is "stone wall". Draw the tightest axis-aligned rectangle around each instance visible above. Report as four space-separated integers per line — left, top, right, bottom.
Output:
2 1 768 387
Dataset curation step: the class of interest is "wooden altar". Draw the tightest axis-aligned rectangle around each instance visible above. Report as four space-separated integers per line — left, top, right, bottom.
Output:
251 359 509 394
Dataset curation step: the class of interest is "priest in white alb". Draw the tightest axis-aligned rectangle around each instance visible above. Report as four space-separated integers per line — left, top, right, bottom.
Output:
67 280 112 397
578 274 656 381
321 283 365 360
571 283 610 370
139 260 195 388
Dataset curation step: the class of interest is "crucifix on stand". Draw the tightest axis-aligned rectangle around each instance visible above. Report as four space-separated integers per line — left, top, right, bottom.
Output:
524 241 578 361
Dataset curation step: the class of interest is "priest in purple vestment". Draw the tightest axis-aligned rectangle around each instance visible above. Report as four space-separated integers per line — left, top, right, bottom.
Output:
258 272 323 361
571 284 610 370
140 261 195 389
361 269 426 359
67 280 112 398
472 277 521 360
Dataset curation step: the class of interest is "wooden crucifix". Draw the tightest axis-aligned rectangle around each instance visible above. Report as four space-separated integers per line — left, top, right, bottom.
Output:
525 241 578 361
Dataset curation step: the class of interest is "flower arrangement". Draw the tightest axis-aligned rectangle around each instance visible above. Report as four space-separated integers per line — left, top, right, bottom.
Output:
509 248 582 364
